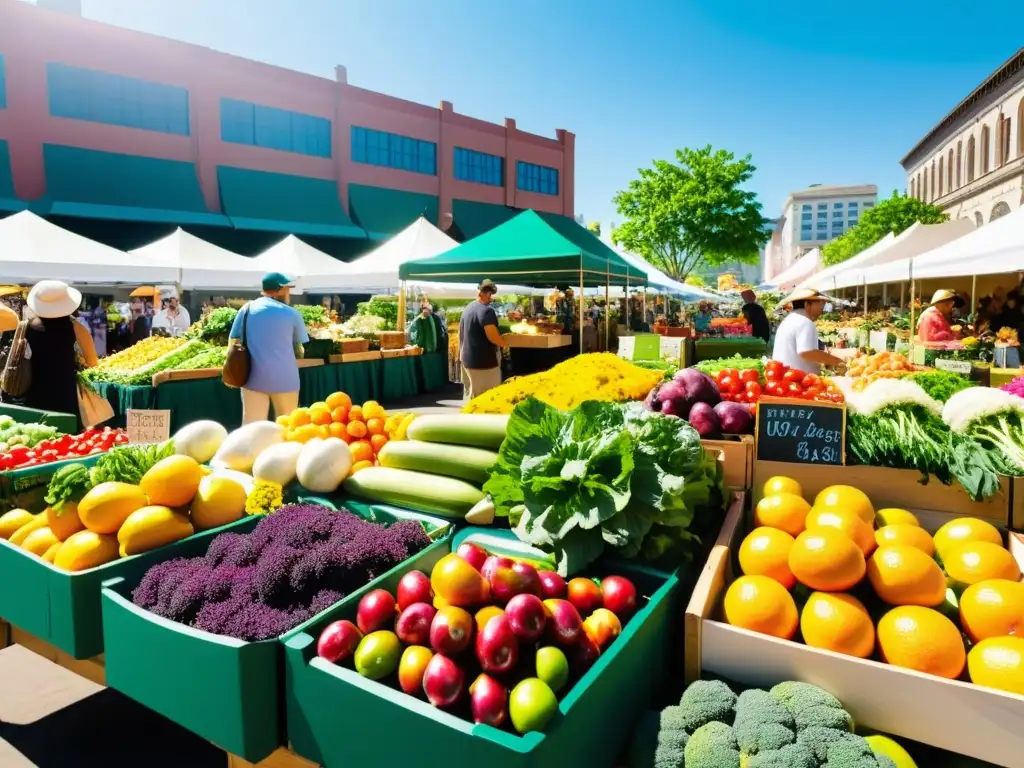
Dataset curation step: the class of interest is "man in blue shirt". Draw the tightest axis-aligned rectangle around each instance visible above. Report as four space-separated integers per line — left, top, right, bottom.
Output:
230 272 309 424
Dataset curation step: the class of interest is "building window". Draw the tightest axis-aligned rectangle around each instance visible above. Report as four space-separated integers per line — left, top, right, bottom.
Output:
350 126 437 175
801 212 811 221
848 201 858 210
991 201 1011 222
800 229 812 241
864 202 874 209
0 55 6 109
454 147 503 186
848 217 858 227
938 156 944 198
998 115 1011 167
967 136 976 182
816 232 827 240
980 125 991 175
817 211 827 220
46 63 189 135
817 203 826 210
923 167 929 202
1019 99 1024 157
947 149 954 190
516 161 559 195
833 202 843 209
974 211 984 228
956 141 962 187
220 99 331 158
802 204 811 212
816 221 826 231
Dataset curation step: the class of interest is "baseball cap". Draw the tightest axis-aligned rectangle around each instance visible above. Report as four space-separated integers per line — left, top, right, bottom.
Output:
262 272 295 291
478 279 498 294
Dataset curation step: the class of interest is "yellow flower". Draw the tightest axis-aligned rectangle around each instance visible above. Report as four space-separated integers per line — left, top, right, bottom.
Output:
245 481 284 516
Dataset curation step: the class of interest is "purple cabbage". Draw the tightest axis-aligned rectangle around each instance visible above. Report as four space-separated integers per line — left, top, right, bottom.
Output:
687 401 722 438
645 368 720 419
713 401 754 435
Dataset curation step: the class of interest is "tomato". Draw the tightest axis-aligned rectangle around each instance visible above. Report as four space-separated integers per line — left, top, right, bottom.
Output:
740 369 760 383
786 382 804 396
782 369 806 385
767 383 785 397
803 373 820 387
804 386 822 399
765 361 785 380
830 393 845 403
718 375 736 393
744 389 760 403
745 381 762 398
747 403 757 416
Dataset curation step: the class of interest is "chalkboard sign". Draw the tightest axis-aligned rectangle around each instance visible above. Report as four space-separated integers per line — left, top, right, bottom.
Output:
755 397 846 466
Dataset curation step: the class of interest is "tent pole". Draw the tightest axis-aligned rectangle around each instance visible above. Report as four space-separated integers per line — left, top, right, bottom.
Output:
863 277 868 316
900 281 905 311
970 274 977 324
908 264 916 358
604 267 610 352
398 281 407 333
882 283 888 307
579 264 584 355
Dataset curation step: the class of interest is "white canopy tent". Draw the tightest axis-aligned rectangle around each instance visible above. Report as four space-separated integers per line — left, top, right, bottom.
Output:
332 217 458 293
130 228 266 290
250 235 354 293
768 248 821 292
0 211 179 284
613 249 721 301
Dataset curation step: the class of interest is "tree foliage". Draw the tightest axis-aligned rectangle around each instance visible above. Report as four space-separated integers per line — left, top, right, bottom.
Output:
821 191 948 266
586 221 601 236
611 145 769 282
684 274 707 287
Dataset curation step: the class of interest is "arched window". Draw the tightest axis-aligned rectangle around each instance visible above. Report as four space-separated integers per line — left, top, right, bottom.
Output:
974 211 984 227
956 141 963 187
947 149 954 190
930 160 936 199
991 201 1011 221
981 125 991 174
923 167 929 201
938 156 944 197
916 172 922 199
910 177 916 198
1000 116 1011 166
967 136 976 182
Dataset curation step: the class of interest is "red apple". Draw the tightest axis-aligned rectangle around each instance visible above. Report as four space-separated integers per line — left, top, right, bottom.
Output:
397 570 433 611
430 605 474 655
475 605 505 634
395 602 437 646
567 577 603 616
567 632 601 676
504 593 546 643
456 542 489 572
398 645 433 695
357 589 397 635
486 557 542 604
469 673 508 726
475 614 520 675
542 599 583 646
316 620 362 664
600 576 638 619
582 608 622 649
422 653 465 708
538 570 568 600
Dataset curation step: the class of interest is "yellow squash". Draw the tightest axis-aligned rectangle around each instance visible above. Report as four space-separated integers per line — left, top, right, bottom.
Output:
47 502 86 541
117 505 194 558
42 542 62 564
8 514 49 546
20 527 60 557
189 475 246 531
78 482 148 534
140 455 203 508
0 509 35 540
54 530 120 572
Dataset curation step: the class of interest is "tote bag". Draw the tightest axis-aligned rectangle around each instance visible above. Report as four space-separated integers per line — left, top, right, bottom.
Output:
79 384 114 428
222 304 251 389
1 321 32 398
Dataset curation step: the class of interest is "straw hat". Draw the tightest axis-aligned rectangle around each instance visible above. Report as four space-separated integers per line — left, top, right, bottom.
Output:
27 280 82 319
927 289 957 307
780 287 831 306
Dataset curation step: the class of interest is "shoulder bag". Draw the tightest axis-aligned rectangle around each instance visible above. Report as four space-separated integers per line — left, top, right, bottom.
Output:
222 304 251 389
1 321 32 398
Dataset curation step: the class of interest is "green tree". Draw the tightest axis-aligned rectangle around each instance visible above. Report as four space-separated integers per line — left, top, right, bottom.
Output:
587 221 601 237
822 190 948 266
684 274 707 287
611 145 768 282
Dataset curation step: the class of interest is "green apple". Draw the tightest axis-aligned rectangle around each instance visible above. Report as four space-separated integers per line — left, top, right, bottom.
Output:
509 678 558 734
535 646 569 693
354 630 401 680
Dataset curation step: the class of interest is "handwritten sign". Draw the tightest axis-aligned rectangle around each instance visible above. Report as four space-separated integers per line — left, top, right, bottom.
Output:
126 409 171 445
934 358 973 375
756 397 845 466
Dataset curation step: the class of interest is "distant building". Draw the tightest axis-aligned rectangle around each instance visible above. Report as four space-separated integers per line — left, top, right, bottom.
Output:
764 184 878 282
901 48 1023 228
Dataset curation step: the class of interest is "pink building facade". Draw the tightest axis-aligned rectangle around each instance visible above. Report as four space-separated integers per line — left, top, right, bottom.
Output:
0 0 575 250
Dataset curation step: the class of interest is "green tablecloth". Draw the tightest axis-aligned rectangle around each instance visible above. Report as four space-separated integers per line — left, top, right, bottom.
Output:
416 352 448 393
331 360 381 406
157 378 243 432
380 357 419 402
692 337 767 363
95 383 157 428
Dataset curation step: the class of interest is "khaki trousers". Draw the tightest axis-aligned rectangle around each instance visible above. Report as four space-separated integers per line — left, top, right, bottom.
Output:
463 366 502 401
241 389 299 424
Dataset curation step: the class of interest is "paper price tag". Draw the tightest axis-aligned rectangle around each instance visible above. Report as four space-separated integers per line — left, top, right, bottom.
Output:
126 409 171 445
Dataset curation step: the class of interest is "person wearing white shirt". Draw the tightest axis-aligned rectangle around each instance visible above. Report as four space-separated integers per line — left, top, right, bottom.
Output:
152 294 191 337
773 288 845 374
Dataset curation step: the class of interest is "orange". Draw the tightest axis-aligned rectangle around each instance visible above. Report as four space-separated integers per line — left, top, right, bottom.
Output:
366 417 385 436
806 507 876 557
877 606 966 679
346 420 368 440
316 425 331 439
789 528 865 591
331 406 348 424
875 508 920 528
800 592 875 658
722 575 798 640
310 406 332 426
328 422 347 439
932 517 1002 560
813 485 875 525
284 429 299 443
738 527 796 589
370 434 389 454
967 636 1024 695
762 476 802 498
289 408 311 428
275 415 290 427
363 401 387 420
310 401 329 412
348 405 365 423
46 502 86 542
874 524 935 556
350 440 374 464
753 493 811 537
944 541 1021 586
350 460 374 474
867 545 946 607
326 391 352 411
959 579 1024 642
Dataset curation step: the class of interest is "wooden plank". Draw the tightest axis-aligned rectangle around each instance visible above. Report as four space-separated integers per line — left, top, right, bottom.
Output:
330 351 381 364
152 368 222 386
380 348 410 359
702 435 753 489
228 747 319 768
503 333 571 349
56 651 106 687
297 358 324 369
10 625 59 662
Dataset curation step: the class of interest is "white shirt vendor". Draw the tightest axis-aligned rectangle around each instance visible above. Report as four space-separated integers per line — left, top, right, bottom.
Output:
152 303 191 336
772 288 845 374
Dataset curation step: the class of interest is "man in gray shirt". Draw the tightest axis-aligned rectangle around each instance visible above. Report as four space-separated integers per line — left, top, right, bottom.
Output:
459 279 508 400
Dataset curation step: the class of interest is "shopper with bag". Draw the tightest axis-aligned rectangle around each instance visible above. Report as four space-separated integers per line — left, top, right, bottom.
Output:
227 272 308 424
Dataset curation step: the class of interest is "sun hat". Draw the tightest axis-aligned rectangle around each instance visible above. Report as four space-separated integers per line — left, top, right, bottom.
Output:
928 289 957 306
780 287 832 307
262 272 295 292
27 280 82 319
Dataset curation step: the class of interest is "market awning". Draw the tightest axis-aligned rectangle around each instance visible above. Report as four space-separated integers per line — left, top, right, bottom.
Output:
40 144 230 227
130 228 266 290
614 248 721 300
451 199 520 240
217 166 366 240
0 140 27 213
399 209 646 287
348 184 439 241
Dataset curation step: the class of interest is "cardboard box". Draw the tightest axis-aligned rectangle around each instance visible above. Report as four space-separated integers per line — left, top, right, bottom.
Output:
703 435 754 489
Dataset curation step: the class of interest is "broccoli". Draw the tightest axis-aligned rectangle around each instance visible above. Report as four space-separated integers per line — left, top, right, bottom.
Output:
822 734 895 767
678 679 738 732
683 721 741 768
745 742 818 768
770 681 854 733
732 688 796 756
653 705 690 768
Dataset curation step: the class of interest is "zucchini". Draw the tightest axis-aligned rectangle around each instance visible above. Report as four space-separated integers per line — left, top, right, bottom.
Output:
343 467 485 519
405 414 509 450
377 440 498 485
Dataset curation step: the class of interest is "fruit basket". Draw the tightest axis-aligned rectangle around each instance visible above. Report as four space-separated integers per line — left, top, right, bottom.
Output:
282 528 683 768
99 501 452 762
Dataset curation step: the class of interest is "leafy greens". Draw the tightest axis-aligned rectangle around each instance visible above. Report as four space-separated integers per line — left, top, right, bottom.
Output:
484 397 725 575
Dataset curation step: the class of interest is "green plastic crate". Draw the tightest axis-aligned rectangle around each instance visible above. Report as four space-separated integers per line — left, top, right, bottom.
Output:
0 453 103 511
100 502 452 762
0 402 78 434
283 530 682 768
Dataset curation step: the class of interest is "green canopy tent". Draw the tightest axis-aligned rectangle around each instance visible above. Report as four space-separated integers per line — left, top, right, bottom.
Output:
398 209 647 351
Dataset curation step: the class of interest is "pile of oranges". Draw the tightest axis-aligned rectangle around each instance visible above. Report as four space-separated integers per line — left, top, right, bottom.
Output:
725 478 1024 696
277 391 403 473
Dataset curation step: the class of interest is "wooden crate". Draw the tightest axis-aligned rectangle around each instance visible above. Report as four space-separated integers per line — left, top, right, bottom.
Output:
754 460 1012 525
152 368 222 386
339 338 370 354
1011 477 1024 532
684 497 1024 767
379 331 407 350
503 333 570 349
702 435 753 489
328 351 381 364
381 348 410 359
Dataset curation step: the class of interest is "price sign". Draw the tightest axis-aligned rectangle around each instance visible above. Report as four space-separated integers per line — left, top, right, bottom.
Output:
126 409 171 445
934 358 973 375
756 397 845 466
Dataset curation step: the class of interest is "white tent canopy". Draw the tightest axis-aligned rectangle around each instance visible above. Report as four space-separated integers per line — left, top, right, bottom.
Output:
0 211 179 284
769 248 821 292
334 217 457 292
250 235 353 292
130 228 266 291
613 249 721 301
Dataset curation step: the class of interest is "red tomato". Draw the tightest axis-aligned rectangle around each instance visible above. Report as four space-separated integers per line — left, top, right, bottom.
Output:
830 393 845 403
765 361 784 380
768 383 785 397
740 369 760 383
718 375 736 393
803 373 820 387
720 392 734 402
782 369 806 385
745 381 762 398
744 389 760 403
804 386 822 399
787 382 804 396
715 370 729 384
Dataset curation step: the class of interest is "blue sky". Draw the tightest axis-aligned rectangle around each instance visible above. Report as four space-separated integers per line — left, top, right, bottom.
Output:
52 0 1024 231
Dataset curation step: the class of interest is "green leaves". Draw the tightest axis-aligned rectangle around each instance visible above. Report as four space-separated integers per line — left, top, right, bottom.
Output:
822 190 948 266
611 145 769 281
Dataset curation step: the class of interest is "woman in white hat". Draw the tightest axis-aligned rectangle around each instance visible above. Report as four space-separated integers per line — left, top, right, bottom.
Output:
774 288 845 374
22 280 99 426
918 289 958 343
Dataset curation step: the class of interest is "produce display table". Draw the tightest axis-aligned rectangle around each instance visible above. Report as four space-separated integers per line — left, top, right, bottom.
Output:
508 344 574 377
379 356 418 402
417 351 448 393
692 336 767 363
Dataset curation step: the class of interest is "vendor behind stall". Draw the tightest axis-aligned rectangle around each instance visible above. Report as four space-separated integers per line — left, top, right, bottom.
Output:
774 288 845 374
152 289 191 337
918 289 960 342
693 301 713 333
740 289 771 344
409 302 446 353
